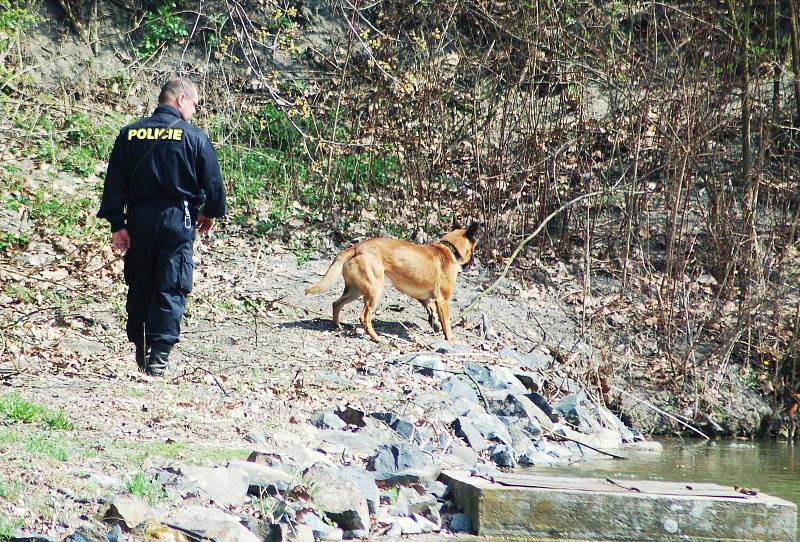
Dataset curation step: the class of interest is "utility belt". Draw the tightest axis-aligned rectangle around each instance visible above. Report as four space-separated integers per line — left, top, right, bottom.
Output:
128 191 206 229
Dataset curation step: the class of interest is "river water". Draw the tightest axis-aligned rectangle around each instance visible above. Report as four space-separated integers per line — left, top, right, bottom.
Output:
538 438 800 537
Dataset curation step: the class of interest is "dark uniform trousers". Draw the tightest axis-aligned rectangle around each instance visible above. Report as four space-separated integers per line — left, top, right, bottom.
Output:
124 199 195 346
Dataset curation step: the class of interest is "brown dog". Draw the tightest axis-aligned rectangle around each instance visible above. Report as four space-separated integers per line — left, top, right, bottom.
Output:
305 223 480 342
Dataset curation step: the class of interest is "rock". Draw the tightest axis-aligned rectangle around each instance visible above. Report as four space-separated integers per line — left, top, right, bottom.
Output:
335 406 366 427
164 506 261 542
452 417 486 451
412 513 439 533
520 350 553 370
500 417 537 454
317 428 388 457
426 480 449 500
487 392 553 431
62 526 110 542
391 514 438 535
554 394 603 432
536 438 574 460
595 406 636 442
517 448 556 466
245 431 268 445
445 442 479 468
514 371 544 392
623 440 663 453
102 495 150 529
552 424 623 453
441 376 479 404
369 442 433 475
449 513 472 533
10 534 60 542
397 486 437 515
525 392 557 420
227 461 295 494
310 410 347 430
553 376 582 394
368 413 429 445
106 525 124 542
377 463 442 485
303 463 370 531
178 465 250 506
454 413 513 450
343 529 369 539
488 444 517 467
265 523 313 542
430 340 471 354
299 511 344 540
337 467 380 514
249 445 331 470
406 354 448 379
464 363 526 392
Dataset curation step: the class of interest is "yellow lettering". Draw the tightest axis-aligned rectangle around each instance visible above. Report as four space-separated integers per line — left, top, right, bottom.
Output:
128 130 135 140
137 128 147 139
174 129 183 141
155 128 165 139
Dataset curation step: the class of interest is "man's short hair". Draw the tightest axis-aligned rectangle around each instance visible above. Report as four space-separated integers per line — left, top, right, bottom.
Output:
158 77 198 103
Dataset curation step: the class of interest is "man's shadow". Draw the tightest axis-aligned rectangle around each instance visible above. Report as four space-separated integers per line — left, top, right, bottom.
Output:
279 318 416 342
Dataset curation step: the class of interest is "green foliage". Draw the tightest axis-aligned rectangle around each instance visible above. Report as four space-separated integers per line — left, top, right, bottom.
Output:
0 0 36 54
138 2 188 57
0 476 22 501
25 435 70 461
29 191 101 239
0 393 74 430
0 231 28 252
64 112 117 161
0 512 21 541
61 145 98 177
126 471 166 504
331 153 399 192
5 285 31 303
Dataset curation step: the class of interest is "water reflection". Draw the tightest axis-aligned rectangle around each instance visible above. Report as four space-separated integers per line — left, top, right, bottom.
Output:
536 439 800 535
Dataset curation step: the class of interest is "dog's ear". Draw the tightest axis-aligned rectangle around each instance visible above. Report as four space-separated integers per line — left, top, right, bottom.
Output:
466 222 480 240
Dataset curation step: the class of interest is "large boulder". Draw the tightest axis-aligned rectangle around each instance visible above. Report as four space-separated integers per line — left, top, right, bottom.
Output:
303 463 370 531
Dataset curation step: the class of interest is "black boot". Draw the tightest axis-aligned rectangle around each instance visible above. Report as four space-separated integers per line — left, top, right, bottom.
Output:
147 342 173 377
135 344 150 373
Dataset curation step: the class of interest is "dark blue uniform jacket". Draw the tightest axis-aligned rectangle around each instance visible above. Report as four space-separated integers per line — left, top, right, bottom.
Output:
97 104 226 232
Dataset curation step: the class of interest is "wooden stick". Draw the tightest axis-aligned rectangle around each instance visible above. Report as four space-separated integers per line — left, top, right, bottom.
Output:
610 384 709 440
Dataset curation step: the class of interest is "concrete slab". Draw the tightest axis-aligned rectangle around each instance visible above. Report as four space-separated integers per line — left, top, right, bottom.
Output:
443 470 797 542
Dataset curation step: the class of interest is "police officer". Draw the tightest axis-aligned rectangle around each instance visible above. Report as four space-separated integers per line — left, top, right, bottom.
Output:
98 77 226 376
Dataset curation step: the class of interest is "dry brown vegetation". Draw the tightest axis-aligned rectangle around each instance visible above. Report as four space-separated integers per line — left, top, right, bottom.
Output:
2 0 800 430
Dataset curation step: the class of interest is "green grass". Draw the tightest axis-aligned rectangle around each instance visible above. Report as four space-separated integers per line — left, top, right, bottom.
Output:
25 434 70 461
0 477 22 501
0 392 74 430
126 471 166 505
28 191 103 239
0 511 21 541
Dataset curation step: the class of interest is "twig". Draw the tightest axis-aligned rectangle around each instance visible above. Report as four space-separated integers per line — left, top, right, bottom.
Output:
544 429 629 460
460 189 622 317
609 384 709 440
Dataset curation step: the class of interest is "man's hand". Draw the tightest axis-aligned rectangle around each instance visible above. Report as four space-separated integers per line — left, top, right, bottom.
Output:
112 229 130 253
197 214 215 233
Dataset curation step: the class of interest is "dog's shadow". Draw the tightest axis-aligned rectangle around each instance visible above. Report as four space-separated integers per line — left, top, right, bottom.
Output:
279 318 417 342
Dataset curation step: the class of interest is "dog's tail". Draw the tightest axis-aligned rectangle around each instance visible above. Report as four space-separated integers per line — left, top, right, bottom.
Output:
305 247 356 294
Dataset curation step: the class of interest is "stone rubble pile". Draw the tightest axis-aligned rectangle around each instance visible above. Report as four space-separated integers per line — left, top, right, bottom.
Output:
12 344 653 542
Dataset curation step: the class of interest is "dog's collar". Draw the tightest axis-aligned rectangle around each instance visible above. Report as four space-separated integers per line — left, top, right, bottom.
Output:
438 240 463 264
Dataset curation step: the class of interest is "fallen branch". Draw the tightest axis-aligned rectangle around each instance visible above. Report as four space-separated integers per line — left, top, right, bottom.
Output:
460 189 616 317
610 384 709 440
